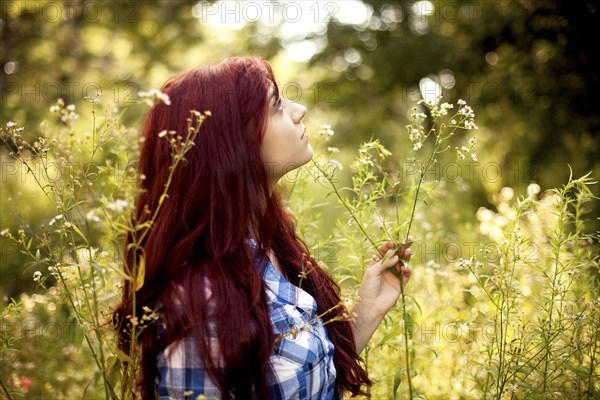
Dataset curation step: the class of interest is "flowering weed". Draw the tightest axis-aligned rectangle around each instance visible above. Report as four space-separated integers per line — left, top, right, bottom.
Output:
1 94 598 399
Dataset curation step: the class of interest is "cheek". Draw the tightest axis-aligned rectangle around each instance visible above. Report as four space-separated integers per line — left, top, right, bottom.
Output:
261 138 285 165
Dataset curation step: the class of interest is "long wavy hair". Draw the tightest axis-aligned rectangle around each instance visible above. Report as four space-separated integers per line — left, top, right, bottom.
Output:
113 57 371 398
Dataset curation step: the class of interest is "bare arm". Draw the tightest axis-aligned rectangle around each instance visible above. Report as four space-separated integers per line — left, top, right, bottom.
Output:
350 241 412 353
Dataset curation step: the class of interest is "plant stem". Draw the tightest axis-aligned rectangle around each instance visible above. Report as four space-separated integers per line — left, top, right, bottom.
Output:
543 199 565 394
312 160 379 251
0 377 14 400
396 130 446 400
313 158 416 397
398 285 413 399
587 323 597 399
312 105 473 399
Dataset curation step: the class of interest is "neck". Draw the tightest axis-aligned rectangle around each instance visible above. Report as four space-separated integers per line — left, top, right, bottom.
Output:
268 176 280 194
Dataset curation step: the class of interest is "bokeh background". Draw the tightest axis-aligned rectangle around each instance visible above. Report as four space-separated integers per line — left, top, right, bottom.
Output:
2 0 599 299
1 0 599 398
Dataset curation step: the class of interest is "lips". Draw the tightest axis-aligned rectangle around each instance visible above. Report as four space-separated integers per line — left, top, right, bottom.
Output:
301 128 307 139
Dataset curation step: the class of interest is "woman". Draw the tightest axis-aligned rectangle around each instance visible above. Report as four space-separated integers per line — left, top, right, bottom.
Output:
114 57 412 399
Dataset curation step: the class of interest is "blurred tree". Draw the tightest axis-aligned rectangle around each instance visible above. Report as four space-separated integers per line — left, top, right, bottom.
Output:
0 0 204 126
1 0 206 299
295 0 599 201
2 0 599 298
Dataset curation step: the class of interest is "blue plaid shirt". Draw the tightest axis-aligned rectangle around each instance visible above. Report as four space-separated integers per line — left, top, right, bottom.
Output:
156 252 338 399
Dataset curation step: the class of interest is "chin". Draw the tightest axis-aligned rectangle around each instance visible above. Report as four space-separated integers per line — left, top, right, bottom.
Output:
301 145 314 165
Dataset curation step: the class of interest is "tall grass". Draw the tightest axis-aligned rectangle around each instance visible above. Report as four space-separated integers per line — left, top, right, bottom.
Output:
0 97 597 399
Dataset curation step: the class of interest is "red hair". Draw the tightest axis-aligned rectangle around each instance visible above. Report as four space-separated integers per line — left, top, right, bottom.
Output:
114 57 371 398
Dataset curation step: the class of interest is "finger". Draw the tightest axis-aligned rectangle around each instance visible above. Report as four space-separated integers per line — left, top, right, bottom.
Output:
400 247 412 262
399 264 412 279
370 242 396 265
377 241 395 257
372 254 400 274
398 236 414 249
396 242 413 261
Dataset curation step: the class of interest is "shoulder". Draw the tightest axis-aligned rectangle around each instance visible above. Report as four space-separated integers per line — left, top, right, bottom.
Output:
156 338 222 399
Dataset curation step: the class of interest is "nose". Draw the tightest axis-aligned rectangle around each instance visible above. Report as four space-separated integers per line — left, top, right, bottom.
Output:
292 102 307 123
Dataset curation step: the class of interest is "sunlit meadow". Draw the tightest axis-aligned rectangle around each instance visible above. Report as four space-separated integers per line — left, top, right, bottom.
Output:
0 92 598 399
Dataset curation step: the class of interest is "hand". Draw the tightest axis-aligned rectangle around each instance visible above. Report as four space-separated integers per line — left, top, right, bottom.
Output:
356 240 413 319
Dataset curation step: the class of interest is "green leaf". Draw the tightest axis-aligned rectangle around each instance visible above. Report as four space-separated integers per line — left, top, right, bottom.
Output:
73 323 86 347
393 370 402 400
403 311 414 339
134 250 146 291
71 224 88 242
104 356 120 388
405 294 423 316
116 348 133 364
93 261 132 281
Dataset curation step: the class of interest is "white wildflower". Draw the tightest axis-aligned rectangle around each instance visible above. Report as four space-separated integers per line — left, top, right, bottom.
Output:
318 124 334 136
6 121 16 128
506 383 519 393
48 214 64 226
106 199 128 213
138 88 171 107
85 210 101 222
431 102 453 117
441 102 453 111
527 183 541 196
457 257 475 269
464 120 478 130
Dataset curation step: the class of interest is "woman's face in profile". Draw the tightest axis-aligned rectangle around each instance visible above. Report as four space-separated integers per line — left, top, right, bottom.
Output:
260 86 313 183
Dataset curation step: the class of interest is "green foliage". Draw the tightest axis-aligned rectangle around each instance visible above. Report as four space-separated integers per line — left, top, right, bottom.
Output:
0 92 598 399
307 0 599 199
0 96 210 399
458 173 600 398
1 2 599 397
285 103 598 398
0 98 140 398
